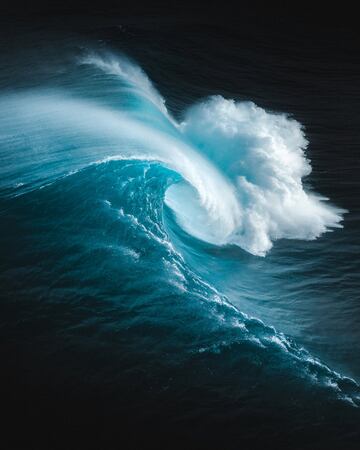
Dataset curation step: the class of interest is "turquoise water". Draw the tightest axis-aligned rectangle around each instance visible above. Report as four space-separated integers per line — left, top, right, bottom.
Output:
1 17 360 449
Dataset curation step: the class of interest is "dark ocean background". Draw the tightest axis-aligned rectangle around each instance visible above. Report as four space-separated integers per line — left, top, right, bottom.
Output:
0 3 359 449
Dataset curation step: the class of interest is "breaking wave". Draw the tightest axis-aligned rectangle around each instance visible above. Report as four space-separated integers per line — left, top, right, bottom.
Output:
0 52 344 256
1 50 358 411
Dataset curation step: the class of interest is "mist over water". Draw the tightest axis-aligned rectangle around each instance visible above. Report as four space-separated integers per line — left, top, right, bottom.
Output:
1 9 360 449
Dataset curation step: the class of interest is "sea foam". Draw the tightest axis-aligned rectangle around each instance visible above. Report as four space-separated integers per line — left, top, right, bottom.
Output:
178 96 345 255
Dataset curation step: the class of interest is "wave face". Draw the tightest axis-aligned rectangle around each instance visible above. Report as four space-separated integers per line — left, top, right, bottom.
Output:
0 48 359 449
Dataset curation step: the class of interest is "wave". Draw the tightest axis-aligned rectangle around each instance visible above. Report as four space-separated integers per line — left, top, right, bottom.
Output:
0 50 359 409
82 52 345 255
0 51 343 256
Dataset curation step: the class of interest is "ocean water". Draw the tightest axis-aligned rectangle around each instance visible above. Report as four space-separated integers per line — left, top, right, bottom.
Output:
1 7 360 449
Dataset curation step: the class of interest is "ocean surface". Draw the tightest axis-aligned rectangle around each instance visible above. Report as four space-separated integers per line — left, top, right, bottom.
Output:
0 6 360 449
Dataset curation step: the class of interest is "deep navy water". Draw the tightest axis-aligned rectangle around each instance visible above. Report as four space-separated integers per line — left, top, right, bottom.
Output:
0 5 360 449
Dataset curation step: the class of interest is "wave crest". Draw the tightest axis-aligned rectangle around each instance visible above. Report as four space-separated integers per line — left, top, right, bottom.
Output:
0 52 345 256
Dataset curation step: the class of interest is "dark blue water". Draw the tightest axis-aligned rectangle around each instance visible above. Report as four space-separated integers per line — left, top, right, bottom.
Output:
1 7 360 449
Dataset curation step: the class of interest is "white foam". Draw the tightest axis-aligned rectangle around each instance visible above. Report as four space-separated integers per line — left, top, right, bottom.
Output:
176 96 345 255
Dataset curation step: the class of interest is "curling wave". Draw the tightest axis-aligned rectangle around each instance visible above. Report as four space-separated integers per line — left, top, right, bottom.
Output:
1 50 358 409
0 52 344 256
